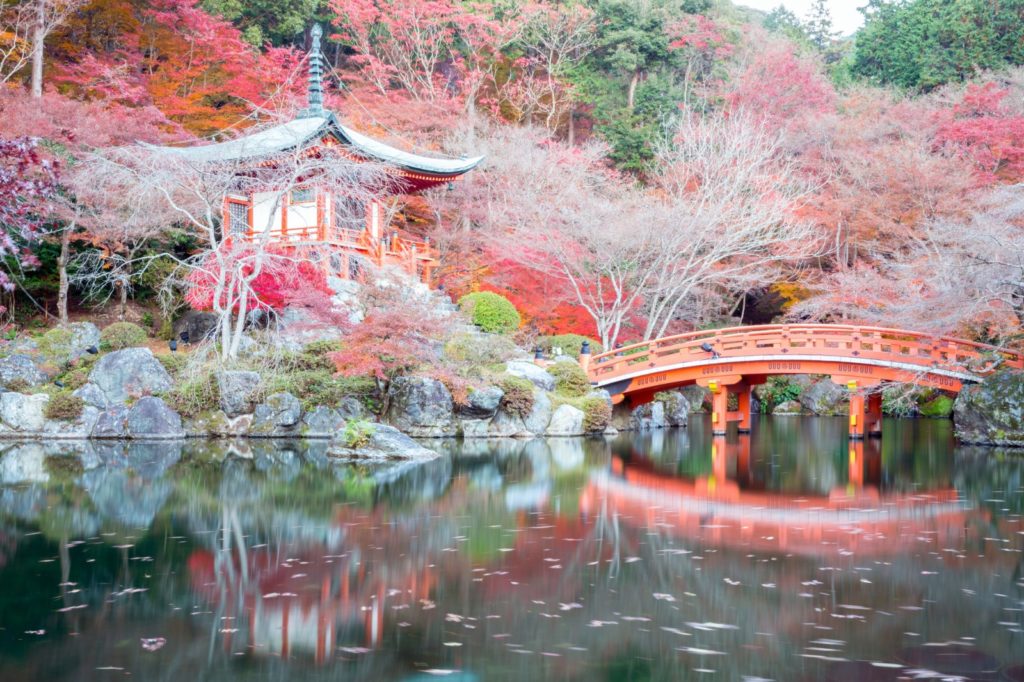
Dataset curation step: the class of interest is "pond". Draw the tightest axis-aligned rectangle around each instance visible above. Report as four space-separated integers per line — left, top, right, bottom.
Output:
0 416 1021 681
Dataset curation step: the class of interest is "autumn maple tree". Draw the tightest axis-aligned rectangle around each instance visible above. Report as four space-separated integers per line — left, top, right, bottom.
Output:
0 136 57 293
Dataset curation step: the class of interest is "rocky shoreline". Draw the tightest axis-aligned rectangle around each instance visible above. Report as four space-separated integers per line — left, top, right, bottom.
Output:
1 321 1022 456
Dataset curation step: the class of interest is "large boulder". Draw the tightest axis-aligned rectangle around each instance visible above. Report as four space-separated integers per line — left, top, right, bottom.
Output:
505 361 556 391
546 404 585 436
773 400 803 415
800 379 849 416
43 405 101 438
678 385 710 413
126 397 184 439
89 348 173 404
250 392 303 437
954 370 1024 446
328 424 439 460
459 385 504 419
302 406 345 438
216 370 261 417
173 311 218 344
0 392 49 432
336 396 368 421
67 322 101 362
632 401 666 430
489 389 552 437
0 354 47 389
659 390 691 427
91 407 130 439
73 382 111 409
385 376 456 437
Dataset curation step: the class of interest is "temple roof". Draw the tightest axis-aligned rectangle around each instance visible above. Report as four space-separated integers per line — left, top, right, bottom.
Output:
142 114 484 177
142 24 483 182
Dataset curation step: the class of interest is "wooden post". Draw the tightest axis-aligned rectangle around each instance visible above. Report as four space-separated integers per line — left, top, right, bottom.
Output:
848 441 864 487
367 200 381 242
710 381 728 436
281 192 289 240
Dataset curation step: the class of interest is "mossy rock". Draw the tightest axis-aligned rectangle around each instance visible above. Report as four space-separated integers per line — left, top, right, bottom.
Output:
918 393 954 418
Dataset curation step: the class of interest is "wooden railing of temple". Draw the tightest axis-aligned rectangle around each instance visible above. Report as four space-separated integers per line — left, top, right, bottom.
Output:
243 225 438 283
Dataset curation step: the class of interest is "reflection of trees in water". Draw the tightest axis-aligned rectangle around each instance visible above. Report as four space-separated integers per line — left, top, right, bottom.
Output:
0 429 1021 681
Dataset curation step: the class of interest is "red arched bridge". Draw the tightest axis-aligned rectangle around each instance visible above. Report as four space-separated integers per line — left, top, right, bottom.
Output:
581 324 1024 439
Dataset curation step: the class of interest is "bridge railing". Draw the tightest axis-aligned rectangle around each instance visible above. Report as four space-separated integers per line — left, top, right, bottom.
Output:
588 324 1024 383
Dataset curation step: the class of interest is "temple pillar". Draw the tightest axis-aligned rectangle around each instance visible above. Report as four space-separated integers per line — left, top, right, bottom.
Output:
848 441 864 487
367 200 382 242
711 435 728 482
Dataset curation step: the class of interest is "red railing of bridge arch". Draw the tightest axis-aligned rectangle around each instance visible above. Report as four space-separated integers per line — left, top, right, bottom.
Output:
587 324 1024 386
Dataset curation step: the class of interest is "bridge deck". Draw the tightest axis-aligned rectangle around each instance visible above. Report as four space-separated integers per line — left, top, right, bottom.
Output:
588 324 1023 389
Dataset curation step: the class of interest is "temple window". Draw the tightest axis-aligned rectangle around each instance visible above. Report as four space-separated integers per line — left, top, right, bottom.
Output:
226 200 250 234
290 187 315 204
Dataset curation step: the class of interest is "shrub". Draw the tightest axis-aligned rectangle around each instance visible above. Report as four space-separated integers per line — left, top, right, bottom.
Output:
61 367 90 390
757 376 803 413
37 327 74 361
548 361 591 398
157 353 188 377
265 370 376 411
141 312 155 329
340 419 376 448
498 376 535 418
538 334 603 358
100 322 148 351
581 395 612 432
44 391 84 421
458 291 521 334
4 378 29 393
444 332 519 365
165 374 220 419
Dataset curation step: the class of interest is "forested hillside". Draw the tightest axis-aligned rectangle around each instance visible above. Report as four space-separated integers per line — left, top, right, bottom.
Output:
3 0 1024 348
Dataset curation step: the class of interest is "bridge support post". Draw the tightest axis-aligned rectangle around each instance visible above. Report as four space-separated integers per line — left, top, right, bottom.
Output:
711 386 729 436
866 392 882 437
736 385 752 433
849 392 865 439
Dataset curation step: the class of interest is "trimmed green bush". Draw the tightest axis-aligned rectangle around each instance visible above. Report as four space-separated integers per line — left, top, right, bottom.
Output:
44 391 85 421
538 334 603 358
37 327 74 361
458 291 521 334
100 322 148 351
549 361 591 398
498 376 535 418
919 393 954 418
581 395 612 432
61 367 90 391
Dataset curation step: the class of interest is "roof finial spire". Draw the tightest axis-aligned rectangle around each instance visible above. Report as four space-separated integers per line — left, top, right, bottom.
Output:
300 23 325 118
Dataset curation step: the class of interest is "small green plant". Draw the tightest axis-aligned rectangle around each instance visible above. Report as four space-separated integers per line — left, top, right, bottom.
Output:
581 395 612 432
538 334 603 357
758 376 803 413
141 312 155 328
60 367 90 390
548 361 591 398
341 419 376 448
100 322 148 350
44 391 85 421
498 375 535 418
458 291 521 334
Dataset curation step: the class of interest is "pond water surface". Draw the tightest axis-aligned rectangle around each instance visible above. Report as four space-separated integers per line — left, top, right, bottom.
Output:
0 416 1022 681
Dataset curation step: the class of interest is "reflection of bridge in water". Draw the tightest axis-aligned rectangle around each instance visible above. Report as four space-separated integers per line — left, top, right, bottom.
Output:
583 439 970 558
582 324 1024 439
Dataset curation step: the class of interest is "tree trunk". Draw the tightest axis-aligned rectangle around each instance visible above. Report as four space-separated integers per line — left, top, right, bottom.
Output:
118 280 127 321
567 107 575 147
627 70 640 112
57 225 72 325
31 0 44 98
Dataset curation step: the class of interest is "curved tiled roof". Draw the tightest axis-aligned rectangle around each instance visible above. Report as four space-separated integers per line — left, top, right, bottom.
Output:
142 113 484 177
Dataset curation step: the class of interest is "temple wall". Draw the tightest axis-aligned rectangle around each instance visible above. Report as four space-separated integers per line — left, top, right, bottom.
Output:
252 192 282 234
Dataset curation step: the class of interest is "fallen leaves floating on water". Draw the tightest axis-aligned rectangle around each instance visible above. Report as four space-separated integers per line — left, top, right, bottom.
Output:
141 637 166 652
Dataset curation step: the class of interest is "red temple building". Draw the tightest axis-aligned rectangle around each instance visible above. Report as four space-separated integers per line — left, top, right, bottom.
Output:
146 24 482 285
